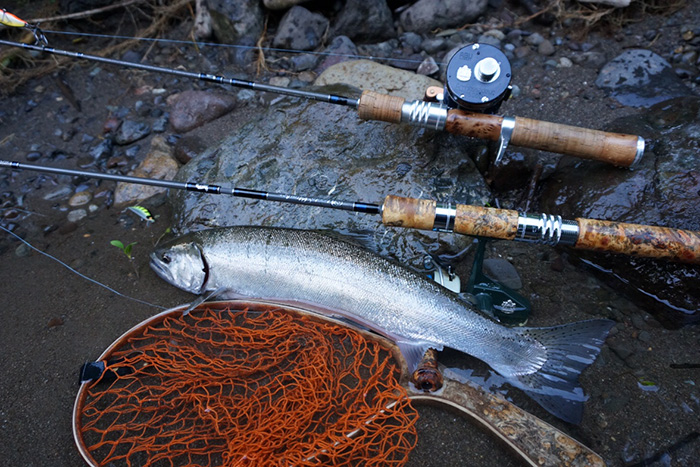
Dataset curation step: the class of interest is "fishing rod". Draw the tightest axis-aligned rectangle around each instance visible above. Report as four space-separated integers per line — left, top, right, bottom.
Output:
2 160 698 264
0 11 644 167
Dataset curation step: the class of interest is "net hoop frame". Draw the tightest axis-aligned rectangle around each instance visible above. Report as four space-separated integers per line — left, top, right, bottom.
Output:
71 299 411 466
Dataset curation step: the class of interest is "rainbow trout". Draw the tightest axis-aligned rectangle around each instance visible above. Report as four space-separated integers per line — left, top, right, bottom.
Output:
150 226 614 424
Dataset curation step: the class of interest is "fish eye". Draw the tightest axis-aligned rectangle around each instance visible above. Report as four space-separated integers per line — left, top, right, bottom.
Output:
161 253 171 264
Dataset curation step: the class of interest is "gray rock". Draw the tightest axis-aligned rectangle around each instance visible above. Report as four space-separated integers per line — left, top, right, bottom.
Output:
539 97 700 328
477 34 502 48
114 136 180 206
43 185 72 201
89 139 112 160
400 32 423 52
571 51 607 70
315 36 358 74
290 53 320 72
421 37 446 54
538 39 555 56
67 209 87 223
167 90 236 133
400 0 488 34
114 120 151 145
525 32 545 46
332 0 395 42
483 258 523 290
314 60 442 101
417 56 440 76
595 49 694 107
272 6 328 51
170 82 490 267
68 191 92 207
206 0 263 58
263 0 308 9
14 243 32 258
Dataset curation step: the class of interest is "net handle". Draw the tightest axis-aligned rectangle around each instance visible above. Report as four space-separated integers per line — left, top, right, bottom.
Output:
408 375 605 466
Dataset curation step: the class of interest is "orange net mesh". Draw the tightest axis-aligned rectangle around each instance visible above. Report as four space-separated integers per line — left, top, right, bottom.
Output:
75 304 419 466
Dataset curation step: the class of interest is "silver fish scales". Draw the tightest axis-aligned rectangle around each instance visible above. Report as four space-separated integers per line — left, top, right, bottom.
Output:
150 226 614 424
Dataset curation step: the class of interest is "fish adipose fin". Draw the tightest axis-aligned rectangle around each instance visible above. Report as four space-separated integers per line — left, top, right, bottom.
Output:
509 319 615 424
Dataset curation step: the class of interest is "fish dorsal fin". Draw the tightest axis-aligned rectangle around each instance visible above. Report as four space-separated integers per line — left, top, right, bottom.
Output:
396 340 444 373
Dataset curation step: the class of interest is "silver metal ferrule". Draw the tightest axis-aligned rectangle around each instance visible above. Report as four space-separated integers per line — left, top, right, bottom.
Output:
516 213 579 246
631 136 645 167
401 100 447 131
433 205 457 232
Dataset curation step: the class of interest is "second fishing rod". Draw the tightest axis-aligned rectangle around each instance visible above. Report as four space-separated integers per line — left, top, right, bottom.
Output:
0 17 644 168
2 160 697 264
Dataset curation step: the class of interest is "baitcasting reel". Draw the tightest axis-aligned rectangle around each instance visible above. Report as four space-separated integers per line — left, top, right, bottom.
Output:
443 43 512 114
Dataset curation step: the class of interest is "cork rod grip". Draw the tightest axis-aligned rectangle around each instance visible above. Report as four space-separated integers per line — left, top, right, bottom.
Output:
444 110 642 167
381 196 519 239
357 90 405 123
511 117 642 167
575 219 700 263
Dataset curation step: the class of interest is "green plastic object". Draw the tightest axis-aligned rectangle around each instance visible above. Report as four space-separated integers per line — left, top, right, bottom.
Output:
465 237 531 326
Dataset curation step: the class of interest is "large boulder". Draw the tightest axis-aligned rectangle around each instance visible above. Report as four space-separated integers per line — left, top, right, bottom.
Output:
170 78 490 268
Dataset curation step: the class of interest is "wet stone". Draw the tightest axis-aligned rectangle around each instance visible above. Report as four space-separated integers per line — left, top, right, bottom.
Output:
114 136 179 206
272 6 328 51
540 97 700 327
332 0 395 42
43 185 72 201
538 40 555 56
14 243 32 257
595 49 694 107
399 0 488 34
171 81 491 267
89 139 113 161
68 191 92 207
167 90 237 133
47 317 64 328
67 209 87 223
114 120 151 145
637 331 652 344
315 36 358 74
526 32 545 46
483 258 523 290
290 54 319 72
25 151 41 162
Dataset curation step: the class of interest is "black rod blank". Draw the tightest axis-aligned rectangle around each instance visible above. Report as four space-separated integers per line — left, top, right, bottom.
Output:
0 39 360 108
0 160 381 214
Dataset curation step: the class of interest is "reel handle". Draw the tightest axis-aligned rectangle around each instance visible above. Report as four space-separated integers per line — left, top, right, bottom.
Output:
381 195 700 263
357 90 645 167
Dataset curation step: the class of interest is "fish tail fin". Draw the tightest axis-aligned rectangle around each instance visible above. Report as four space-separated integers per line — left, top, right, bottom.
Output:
508 319 615 424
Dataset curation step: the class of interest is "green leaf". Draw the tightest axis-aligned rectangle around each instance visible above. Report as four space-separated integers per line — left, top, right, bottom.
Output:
110 240 125 249
124 242 136 257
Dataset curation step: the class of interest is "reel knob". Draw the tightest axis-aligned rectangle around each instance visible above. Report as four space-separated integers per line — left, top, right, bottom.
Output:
444 43 512 113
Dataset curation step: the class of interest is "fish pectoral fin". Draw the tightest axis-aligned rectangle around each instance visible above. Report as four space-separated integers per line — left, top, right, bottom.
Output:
396 340 443 374
183 286 231 315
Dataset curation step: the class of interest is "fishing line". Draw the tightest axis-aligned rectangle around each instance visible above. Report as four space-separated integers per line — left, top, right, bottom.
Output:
39 29 437 66
0 224 165 310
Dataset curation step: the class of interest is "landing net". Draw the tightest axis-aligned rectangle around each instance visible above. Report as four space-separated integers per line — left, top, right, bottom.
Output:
73 301 418 466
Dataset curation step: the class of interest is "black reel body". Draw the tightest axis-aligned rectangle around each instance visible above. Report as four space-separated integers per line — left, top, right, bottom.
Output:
444 43 512 114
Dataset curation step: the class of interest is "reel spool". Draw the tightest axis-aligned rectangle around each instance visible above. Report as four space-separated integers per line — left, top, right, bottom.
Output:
444 43 512 113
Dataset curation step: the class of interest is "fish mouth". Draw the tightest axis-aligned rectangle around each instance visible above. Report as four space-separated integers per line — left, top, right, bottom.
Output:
149 250 173 283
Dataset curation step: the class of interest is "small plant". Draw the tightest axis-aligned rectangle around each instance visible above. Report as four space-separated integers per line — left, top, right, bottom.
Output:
111 240 137 260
